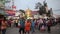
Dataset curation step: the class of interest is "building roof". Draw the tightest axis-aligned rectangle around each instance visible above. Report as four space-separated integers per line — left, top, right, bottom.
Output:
31 11 38 15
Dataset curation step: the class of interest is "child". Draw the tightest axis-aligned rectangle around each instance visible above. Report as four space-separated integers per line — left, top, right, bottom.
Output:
25 19 31 34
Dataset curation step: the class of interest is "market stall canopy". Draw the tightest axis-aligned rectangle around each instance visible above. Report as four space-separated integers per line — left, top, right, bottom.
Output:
5 10 15 16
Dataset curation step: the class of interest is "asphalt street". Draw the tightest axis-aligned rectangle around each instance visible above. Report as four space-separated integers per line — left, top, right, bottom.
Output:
6 24 60 34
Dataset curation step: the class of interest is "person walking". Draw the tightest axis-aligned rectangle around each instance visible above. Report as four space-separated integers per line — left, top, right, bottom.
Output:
1 17 8 34
25 19 31 34
38 18 43 31
0 19 2 34
35 19 38 29
19 17 25 34
31 19 35 33
7 19 12 27
0 14 5 34
47 19 52 33
15 19 18 27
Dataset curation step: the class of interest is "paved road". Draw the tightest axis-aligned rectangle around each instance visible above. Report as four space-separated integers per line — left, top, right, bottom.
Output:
6 24 60 34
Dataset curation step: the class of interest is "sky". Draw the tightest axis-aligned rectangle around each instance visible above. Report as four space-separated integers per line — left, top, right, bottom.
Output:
14 0 60 15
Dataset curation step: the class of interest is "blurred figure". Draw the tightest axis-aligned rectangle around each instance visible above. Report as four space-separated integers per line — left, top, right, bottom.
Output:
58 18 60 24
0 19 2 34
52 19 56 26
40 25 45 32
43 19 46 27
19 17 25 34
15 19 18 27
47 19 52 33
43 19 47 31
35 19 38 29
11 19 15 28
38 18 43 31
1 17 8 34
25 19 31 34
0 20 1 34
0 14 4 34
31 19 35 33
7 19 12 27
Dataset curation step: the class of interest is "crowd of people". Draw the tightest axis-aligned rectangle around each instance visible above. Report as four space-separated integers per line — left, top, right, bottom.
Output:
0 15 60 34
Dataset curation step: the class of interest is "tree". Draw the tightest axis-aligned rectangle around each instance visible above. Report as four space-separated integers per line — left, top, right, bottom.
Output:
0 0 5 4
19 9 26 18
35 2 42 15
35 2 42 9
0 0 4 1
19 9 25 14
35 2 46 15
47 10 51 17
43 0 47 7
47 8 53 17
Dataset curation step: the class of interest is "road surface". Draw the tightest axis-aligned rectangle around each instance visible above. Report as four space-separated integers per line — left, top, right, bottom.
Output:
6 24 60 34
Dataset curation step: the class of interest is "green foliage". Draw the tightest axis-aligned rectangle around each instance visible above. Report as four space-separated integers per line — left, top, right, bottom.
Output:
0 0 5 4
35 2 46 15
19 9 25 14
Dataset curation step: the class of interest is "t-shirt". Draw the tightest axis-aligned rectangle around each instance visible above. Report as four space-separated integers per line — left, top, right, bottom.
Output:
31 21 35 27
19 19 25 28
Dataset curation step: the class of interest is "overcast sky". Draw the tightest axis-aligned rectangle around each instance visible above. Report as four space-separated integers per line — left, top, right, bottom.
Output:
14 0 60 15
